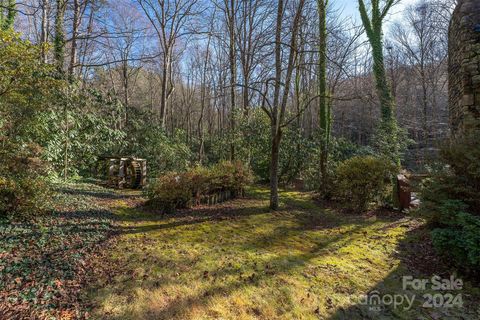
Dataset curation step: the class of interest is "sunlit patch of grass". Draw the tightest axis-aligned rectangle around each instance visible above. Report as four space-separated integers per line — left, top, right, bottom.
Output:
87 188 479 319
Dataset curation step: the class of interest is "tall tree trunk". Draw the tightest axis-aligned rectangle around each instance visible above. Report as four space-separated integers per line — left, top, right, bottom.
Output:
268 0 305 210
41 0 49 63
228 0 237 161
122 61 129 126
242 69 249 117
269 0 284 210
160 51 170 128
63 93 70 181
371 35 394 122
420 62 428 146
269 126 282 210
359 0 400 164
54 0 67 73
198 27 213 164
69 0 80 77
317 0 330 192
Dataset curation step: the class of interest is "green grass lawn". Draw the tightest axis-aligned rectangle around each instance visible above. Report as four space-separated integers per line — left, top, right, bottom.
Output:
83 186 479 320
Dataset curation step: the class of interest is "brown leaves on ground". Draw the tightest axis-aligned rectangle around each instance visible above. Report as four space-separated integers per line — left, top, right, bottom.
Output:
0 184 123 320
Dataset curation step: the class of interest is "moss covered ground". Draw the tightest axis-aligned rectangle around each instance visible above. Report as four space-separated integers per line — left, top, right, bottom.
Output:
82 186 480 320
3 183 478 319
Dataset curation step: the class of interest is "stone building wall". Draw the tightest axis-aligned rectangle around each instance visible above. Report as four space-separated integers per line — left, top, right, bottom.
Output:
449 0 480 136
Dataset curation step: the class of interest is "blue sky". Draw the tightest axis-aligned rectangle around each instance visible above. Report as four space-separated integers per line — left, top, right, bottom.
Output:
333 0 419 23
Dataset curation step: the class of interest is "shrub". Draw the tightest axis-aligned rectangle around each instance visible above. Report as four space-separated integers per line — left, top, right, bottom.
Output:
0 30 58 219
145 172 192 213
429 201 480 270
333 156 397 212
209 162 235 192
230 161 254 194
0 143 51 219
39 88 126 179
0 176 50 219
187 166 213 201
420 121 480 273
210 161 253 195
302 137 374 191
146 161 252 213
122 111 193 177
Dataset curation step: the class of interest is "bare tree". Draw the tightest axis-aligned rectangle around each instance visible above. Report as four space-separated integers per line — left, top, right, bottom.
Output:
224 0 237 160
138 0 200 128
392 0 448 144
40 0 50 63
258 0 306 209
235 0 271 116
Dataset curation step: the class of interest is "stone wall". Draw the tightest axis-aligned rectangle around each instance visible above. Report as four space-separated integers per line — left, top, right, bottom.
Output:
449 0 480 136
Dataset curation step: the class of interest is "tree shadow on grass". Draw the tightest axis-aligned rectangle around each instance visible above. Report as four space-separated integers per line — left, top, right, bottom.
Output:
37 184 480 319
60 185 465 319
327 223 480 320
108 217 407 320
114 198 272 233
93 195 414 319
100 223 369 320
56 187 142 200
138 219 479 320
45 190 272 248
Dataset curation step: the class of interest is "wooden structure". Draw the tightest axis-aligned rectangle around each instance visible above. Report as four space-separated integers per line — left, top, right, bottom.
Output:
97 156 147 189
396 174 412 210
394 173 428 211
192 189 236 207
